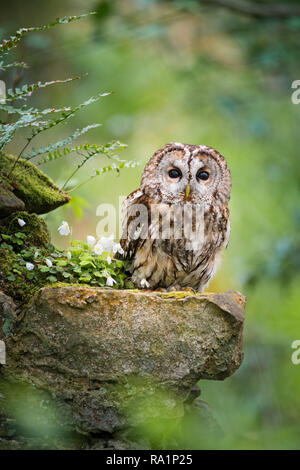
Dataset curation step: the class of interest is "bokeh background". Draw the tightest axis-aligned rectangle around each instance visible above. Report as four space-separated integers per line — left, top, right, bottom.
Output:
1 0 300 449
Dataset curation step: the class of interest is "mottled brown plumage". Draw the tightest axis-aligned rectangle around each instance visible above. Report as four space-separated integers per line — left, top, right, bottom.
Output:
119 142 231 291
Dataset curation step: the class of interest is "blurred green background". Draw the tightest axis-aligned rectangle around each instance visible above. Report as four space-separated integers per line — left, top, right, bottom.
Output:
1 0 300 449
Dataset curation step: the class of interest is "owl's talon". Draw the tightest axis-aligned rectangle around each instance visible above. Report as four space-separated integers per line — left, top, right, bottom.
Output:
167 286 178 292
181 287 195 293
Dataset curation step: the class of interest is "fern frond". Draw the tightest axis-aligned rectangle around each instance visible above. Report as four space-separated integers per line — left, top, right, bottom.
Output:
6 76 82 102
35 141 121 166
0 92 111 154
60 140 128 189
0 104 33 115
75 141 128 158
0 13 96 55
0 61 28 71
0 113 38 150
95 160 139 174
23 124 101 160
29 92 111 137
67 160 139 193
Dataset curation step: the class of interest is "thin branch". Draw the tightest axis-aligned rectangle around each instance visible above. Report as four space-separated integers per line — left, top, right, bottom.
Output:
61 151 88 190
200 0 300 19
67 174 97 194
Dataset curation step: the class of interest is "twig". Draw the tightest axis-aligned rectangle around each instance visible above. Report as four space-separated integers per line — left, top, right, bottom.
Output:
61 151 88 190
67 174 97 194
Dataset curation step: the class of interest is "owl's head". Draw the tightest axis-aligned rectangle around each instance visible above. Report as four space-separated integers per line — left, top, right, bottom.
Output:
141 143 231 206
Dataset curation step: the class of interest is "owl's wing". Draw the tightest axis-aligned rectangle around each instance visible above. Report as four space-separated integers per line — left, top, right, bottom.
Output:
118 189 151 261
208 203 230 250
219 204 230 249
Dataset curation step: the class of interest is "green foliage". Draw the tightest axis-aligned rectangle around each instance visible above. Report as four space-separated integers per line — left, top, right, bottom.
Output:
53 239 130 288
0 13 95 54
5 76 81 102
0 61 27 72
25 125 102 160
2 212 51 247
0 13 138 192
59 142 138 191
0 225 132 304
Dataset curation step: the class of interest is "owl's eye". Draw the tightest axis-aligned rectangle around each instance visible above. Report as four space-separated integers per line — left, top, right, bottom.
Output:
197 170 209 181
168 168 182 179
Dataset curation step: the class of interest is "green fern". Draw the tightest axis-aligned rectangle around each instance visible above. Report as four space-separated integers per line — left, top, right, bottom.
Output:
24 125 102 160
0 13 138 191
5 76 82 102
0 13 95 54
0 61 28 71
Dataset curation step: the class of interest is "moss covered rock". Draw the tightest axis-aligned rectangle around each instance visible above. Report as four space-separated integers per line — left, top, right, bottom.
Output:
0 213 51 303
1 286 245 439
1 211 50 247
0 153 70 216
0 291 16 341
0 247 41 304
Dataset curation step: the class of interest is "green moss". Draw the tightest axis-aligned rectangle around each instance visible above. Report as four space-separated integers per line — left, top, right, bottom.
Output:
0 246 41 304
1 212 50 247
0 153 70 215
159 291 194 299
0 212 52 303
49 282 90 289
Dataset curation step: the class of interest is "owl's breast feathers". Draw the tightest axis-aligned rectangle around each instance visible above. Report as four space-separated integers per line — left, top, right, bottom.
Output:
117 189 230 291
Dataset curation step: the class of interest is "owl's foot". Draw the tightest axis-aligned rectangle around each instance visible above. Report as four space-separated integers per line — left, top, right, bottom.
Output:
167 286 178 292
167 286 196 294
180 287 197 294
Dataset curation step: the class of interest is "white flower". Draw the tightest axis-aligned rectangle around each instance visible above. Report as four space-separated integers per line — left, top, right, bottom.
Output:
112 242 119 254
98 234 115 252
26 262 34 271
106 276 116 287
94 243 104 256
58 221 71 236
112 242 124 255
87 235 96 247
34 251 39 259
18 218 26 227
141 279 150 288
107 255 112 264
45 258 53 268
66 251 72 260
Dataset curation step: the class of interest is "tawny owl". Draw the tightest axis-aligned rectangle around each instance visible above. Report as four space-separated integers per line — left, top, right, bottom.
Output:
118 142 231 291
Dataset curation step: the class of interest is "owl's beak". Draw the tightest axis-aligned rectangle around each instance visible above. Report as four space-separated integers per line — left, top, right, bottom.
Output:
185 184 191 200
